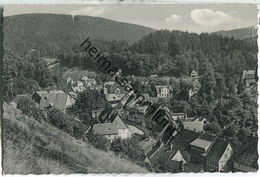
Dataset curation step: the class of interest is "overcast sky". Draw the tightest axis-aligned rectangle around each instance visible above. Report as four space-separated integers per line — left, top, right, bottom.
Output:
3 4 257 33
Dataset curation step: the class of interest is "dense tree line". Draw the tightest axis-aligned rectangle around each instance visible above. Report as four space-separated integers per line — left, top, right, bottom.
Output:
3 50 54 100
59 30 257 85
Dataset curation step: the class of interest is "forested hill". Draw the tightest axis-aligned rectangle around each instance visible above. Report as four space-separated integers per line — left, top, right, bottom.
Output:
3 14 154 55
128 30 257 77
213 26 257 40
59 29 257 93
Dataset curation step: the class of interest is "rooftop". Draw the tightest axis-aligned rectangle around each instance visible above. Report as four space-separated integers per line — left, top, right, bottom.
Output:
155 85 170 93
190 134 215 152
168 129 200 150
92 123 118 135
206 139 229 161
190 139 212 151
98 108 117 123
182 119 204 132
35 90 68 110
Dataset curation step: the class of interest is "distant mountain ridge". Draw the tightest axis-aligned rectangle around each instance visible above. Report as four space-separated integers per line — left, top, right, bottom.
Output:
213 26 257 40
4 13 155 55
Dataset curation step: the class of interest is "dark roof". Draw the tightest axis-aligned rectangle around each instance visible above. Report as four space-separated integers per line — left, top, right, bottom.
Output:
150 145 189 163
123 93 137 107
184 163 204 172
234 137 258 169
172 113 187 116
206 139 229 161
169 129 200 150
98 108 117 123
145 103 162 118
197 133 216 142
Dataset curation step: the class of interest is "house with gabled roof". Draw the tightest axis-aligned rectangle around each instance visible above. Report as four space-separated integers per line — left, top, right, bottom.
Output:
171 150 187 163
32 90 70 111
105 93 121 108
146 135 204 173
91 114 131 140
145 127 235 172
148 145 188 172
205 139 234 172
189 133 216 164
154 85 172 98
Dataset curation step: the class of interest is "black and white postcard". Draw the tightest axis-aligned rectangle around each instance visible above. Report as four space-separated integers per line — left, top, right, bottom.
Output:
0 1 258 174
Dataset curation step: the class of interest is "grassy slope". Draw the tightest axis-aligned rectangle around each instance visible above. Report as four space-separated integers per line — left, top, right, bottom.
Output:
2 103 149 174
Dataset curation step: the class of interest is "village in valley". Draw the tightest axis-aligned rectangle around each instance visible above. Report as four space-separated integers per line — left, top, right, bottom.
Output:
2 5 259 174
23 68 257 173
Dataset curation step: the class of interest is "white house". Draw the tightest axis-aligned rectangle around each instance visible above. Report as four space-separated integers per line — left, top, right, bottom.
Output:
77 81 84 87
67 76 74 85
91 115 131 140
182 118 207 132
155 86 171 98
105 94 121 108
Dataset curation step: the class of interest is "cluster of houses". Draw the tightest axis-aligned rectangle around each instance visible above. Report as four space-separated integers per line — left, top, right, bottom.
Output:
138 103 258 172
67 75 98 93
29 70 257 173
